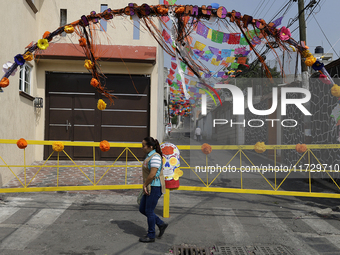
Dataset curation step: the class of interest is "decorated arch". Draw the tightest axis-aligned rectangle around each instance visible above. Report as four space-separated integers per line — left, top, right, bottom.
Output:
1 3 337 108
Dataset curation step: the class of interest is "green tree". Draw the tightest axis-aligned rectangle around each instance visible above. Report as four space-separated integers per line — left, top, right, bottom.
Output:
224 56 282 94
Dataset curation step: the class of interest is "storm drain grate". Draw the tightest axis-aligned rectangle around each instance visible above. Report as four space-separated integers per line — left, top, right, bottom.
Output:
254 245 294 255
173 245 210 255
214 246 249 255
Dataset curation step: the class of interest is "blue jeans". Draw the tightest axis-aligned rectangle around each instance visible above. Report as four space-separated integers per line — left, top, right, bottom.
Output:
139 186 164 239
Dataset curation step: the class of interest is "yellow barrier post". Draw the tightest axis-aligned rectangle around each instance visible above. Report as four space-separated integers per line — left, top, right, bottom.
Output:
93 146 96 185
163 188 170 218
240 150 243 189
24 149 26 188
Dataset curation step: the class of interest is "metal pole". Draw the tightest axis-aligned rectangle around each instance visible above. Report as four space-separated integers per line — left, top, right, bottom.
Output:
298 0 311 144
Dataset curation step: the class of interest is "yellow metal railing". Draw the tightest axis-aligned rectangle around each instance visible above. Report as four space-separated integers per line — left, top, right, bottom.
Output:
1 140 340 218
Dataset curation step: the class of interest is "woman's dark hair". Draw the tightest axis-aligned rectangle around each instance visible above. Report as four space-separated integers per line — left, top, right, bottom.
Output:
143 137 162 157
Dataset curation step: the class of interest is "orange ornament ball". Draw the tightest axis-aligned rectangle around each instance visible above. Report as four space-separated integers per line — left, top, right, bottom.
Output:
17 138 28 149
100 140 110 152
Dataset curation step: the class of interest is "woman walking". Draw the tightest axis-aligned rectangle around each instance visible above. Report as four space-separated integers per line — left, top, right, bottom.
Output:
139 137 168 242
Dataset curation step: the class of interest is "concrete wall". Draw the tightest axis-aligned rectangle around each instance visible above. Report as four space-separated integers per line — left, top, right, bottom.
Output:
0 0 163 186
0 0 41 186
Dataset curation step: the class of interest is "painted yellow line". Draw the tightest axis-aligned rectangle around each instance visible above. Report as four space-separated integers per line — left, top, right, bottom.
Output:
176 186 340 198
0 184 143 193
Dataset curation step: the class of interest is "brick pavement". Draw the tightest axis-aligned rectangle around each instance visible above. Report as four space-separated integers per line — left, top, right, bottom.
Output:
1 160 143 195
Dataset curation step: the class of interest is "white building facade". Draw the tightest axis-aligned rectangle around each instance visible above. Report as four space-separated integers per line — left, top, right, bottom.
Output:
0 0 164 185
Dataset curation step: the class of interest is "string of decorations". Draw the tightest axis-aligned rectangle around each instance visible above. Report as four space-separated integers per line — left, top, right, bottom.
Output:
0 3 337 107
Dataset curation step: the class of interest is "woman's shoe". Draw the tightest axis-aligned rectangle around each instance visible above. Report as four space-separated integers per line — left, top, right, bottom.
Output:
158 223 168 238
139 236 155 243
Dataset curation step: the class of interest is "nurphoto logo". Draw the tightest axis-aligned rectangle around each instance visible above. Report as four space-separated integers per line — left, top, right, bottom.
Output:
200 84 311 128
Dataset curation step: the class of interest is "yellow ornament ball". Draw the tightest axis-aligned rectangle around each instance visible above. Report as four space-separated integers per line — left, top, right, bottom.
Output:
23 52 34 61
52 141 64 152
254 142 266 153
84 60 94 69
331 84 340 97
64 25 74 33
97 99 107 110
305 56 316 66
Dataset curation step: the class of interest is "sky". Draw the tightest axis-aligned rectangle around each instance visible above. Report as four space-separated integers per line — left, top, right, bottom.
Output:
163 0 340 70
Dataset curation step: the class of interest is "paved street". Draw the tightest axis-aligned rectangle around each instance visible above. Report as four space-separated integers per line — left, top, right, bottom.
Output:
1 130 340 254
0 187 340 254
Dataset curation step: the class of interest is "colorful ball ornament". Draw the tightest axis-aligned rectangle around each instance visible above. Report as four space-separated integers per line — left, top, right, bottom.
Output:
64 25 75 33
17 138 28 149
201 143 212 155
254 142 266 153
99 140 110 152
305 56 316 67
331 84 340 97
295 143 307 153
97 99 107 110
0 77 9 88
52 141 64 152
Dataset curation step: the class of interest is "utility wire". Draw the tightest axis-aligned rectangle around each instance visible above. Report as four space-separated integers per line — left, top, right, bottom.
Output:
253 0 266 18
269 0 293 23
312 13 340 58
257 0 270 17
263 0 277 20
252 0 265 17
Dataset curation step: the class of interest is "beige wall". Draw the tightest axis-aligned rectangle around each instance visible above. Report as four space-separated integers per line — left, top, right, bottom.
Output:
37 0 160 47
0 0 164 186
0 1 41 186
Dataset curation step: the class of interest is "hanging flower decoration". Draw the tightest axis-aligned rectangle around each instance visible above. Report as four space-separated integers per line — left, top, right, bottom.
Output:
301 50 312 58
37 39 49 50
279 26 291 41
64 25 75 33
79 37 86 47
157 6 168 15
254 142 266 153
305 56 316 66
99 140 110 152
97 99 107 110
319 74 331 85
312 60 324 71
331 84 340 97
84 60 94 70
52 141 64 152
175 6 185 14
2 61 17 76
295 143 307 153
42 31 51 41
0 77 9 88
23 52 34 61
17 138 28 149
14 54 25 66
90 78 99 88
201 143 212 155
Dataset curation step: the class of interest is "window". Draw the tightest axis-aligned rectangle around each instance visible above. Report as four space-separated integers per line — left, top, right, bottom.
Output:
19 63 32 95
60 9 67 37
100 4 108 32
133 16 140 40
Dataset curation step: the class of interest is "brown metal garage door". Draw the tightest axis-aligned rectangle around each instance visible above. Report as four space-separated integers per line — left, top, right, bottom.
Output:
44 72 150 160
